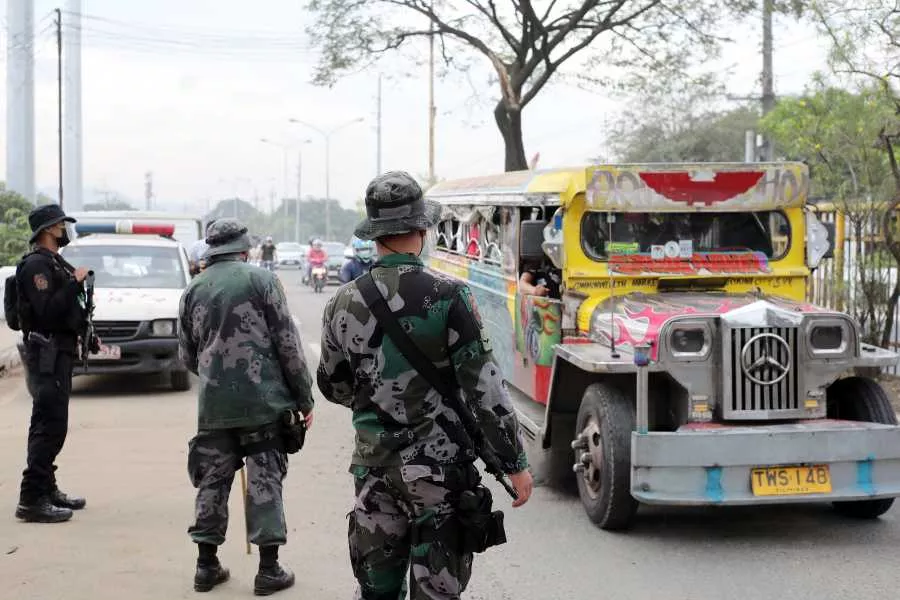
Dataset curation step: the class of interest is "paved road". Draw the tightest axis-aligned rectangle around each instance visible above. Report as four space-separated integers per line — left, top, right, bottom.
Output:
1 268 898 600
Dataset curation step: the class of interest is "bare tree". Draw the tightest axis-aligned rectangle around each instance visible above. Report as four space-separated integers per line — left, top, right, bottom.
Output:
305 0 773 172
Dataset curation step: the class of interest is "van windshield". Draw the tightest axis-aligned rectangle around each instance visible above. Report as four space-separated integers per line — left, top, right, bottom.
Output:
582 211 790 260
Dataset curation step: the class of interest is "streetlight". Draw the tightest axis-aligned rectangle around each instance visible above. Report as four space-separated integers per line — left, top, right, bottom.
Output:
288 116 364 241
260 137 312 242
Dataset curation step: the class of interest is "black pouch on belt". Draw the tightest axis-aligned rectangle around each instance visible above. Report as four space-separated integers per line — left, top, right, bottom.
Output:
280 410 307 454
29 332 58 375
457 485 508 553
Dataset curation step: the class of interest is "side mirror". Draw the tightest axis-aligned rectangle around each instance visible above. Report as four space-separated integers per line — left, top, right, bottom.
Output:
822 222 835 259
805 212 834 268
520 220 546 263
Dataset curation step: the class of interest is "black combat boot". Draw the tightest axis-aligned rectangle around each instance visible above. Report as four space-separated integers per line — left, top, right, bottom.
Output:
194 543 230 593
15 497 73 523
254 546 295 596
50 489 86 510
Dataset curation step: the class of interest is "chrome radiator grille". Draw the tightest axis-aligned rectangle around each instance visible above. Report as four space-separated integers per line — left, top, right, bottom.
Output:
724 327 801 418
93 321 141 340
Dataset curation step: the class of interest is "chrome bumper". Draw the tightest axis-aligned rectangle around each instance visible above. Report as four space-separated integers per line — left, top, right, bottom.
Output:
631 420 900 505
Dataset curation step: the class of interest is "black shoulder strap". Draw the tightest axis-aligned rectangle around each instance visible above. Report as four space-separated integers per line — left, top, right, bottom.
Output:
356 273 455 400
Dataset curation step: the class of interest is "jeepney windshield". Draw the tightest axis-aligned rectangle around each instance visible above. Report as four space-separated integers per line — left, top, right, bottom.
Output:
581 211 790 260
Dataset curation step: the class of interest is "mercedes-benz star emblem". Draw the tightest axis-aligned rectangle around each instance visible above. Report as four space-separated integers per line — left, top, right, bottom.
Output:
740 333 791 386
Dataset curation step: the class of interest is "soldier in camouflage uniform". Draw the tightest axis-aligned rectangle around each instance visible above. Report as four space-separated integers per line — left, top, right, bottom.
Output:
178 218 314 595
317 171 534 600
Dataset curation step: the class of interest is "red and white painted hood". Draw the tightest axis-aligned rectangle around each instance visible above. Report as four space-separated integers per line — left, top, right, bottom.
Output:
589 293 827 359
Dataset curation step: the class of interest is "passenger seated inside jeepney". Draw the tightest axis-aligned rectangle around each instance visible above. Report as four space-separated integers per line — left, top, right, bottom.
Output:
519 259 561 299
583 212 782 259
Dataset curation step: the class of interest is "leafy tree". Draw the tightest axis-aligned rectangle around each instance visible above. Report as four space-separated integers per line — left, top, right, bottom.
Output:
0 186 34 266
607 76 761 162
203 197 361 245
806 0 900 347
761 83 898 345
306 0 762 172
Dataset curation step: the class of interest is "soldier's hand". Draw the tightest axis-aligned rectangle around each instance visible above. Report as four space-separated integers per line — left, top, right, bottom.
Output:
509 470 534 507
74 267 90 282
303 410 314 430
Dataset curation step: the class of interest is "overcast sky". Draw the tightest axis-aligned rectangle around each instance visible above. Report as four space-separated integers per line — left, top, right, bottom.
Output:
1 0 830 214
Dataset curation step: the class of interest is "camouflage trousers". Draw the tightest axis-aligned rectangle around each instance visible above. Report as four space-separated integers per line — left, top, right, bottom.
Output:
348 462 479 600
187 428 288 547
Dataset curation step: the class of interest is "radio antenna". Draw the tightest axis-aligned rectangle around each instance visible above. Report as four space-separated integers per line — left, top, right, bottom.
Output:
607 213 619 358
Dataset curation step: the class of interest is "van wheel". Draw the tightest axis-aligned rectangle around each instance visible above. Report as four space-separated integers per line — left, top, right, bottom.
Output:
828 377 896 519
171 370 192 392
573 383 638 530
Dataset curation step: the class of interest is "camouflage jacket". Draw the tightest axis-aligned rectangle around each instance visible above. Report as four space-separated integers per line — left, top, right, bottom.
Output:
317 253 528 474
178 257 314 430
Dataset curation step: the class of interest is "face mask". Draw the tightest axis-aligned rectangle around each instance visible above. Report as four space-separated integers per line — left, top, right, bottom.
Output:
55 226 71 248
357 249 372 261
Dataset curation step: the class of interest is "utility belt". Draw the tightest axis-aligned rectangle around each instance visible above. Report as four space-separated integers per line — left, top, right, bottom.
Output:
238 410 307 456
412 484 508 554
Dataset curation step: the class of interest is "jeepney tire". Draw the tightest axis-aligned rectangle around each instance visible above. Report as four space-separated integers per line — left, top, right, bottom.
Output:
828 377 897 519
575 383 638 530
171 369 192 392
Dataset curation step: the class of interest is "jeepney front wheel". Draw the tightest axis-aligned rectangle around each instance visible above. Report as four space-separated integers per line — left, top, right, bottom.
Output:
573 383 638 530
828 376 897 519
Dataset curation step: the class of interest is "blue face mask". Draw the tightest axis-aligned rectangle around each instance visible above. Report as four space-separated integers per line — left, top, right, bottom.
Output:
357 249 372 261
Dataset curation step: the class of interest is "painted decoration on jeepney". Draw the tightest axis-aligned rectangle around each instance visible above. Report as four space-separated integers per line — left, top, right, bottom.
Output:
585 164 809 211
590 292 825 360
515 294 562 367
609 251 771 275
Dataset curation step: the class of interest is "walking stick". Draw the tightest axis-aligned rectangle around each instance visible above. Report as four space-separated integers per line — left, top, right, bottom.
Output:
239 465 251 555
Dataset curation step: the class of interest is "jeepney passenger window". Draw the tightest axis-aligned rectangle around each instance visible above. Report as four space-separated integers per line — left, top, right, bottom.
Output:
581 211 790 260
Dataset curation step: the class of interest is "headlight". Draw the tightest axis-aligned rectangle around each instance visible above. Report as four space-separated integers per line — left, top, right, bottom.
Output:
672 329 706 353
666 323 712 359
810 325 843 350
151 319 176 337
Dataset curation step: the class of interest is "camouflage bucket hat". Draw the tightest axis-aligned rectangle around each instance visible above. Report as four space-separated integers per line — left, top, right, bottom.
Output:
354 171 441 241
203 218 252 259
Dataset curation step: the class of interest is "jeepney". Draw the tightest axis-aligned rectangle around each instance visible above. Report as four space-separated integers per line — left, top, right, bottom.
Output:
425 163 900 530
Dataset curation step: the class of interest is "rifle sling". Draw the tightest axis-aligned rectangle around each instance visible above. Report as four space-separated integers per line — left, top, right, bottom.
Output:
356 273 458 413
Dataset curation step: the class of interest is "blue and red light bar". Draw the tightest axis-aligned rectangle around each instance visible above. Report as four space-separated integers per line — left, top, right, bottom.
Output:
75 220 175 237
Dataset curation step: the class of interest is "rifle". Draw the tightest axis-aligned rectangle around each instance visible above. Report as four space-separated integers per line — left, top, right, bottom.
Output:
356 274 518 500
80 270 98 372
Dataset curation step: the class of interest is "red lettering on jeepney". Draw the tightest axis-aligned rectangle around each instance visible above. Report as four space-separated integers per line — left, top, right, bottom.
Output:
609 253 767 275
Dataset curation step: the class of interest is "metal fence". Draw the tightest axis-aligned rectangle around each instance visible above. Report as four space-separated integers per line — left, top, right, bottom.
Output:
809 206 900 374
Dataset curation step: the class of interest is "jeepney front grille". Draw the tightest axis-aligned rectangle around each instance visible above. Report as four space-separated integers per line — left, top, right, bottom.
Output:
93 320 141 341
725 327 801 419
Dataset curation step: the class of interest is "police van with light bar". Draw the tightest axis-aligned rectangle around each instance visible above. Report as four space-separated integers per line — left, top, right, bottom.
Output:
60 220 193 391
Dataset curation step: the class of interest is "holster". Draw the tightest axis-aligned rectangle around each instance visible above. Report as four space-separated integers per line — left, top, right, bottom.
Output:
280 410 307 454
28 332 58 375
456 485 508 554
411 485 508 555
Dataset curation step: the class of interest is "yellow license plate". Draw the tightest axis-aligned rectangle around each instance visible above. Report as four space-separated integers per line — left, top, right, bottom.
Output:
751 465 832 496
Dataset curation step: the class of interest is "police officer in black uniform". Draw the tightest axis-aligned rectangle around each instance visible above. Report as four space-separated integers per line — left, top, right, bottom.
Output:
14 205 92 523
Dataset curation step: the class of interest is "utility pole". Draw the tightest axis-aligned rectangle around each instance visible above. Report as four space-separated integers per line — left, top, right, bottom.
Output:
55 8 64 207
376 74 382 175
427 21 436 185
760 0 775 161
295 152 302 242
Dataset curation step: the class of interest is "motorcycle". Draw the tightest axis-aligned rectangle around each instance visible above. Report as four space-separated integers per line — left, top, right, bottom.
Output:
311 264 327 293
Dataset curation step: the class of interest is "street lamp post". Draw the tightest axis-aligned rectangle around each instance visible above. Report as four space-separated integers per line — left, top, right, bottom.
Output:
261 137 311 242
288 117 364 241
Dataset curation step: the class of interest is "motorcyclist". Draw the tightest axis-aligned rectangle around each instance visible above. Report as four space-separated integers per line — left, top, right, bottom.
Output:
306 239 327 285
260 236 277 271
339 238 375 284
